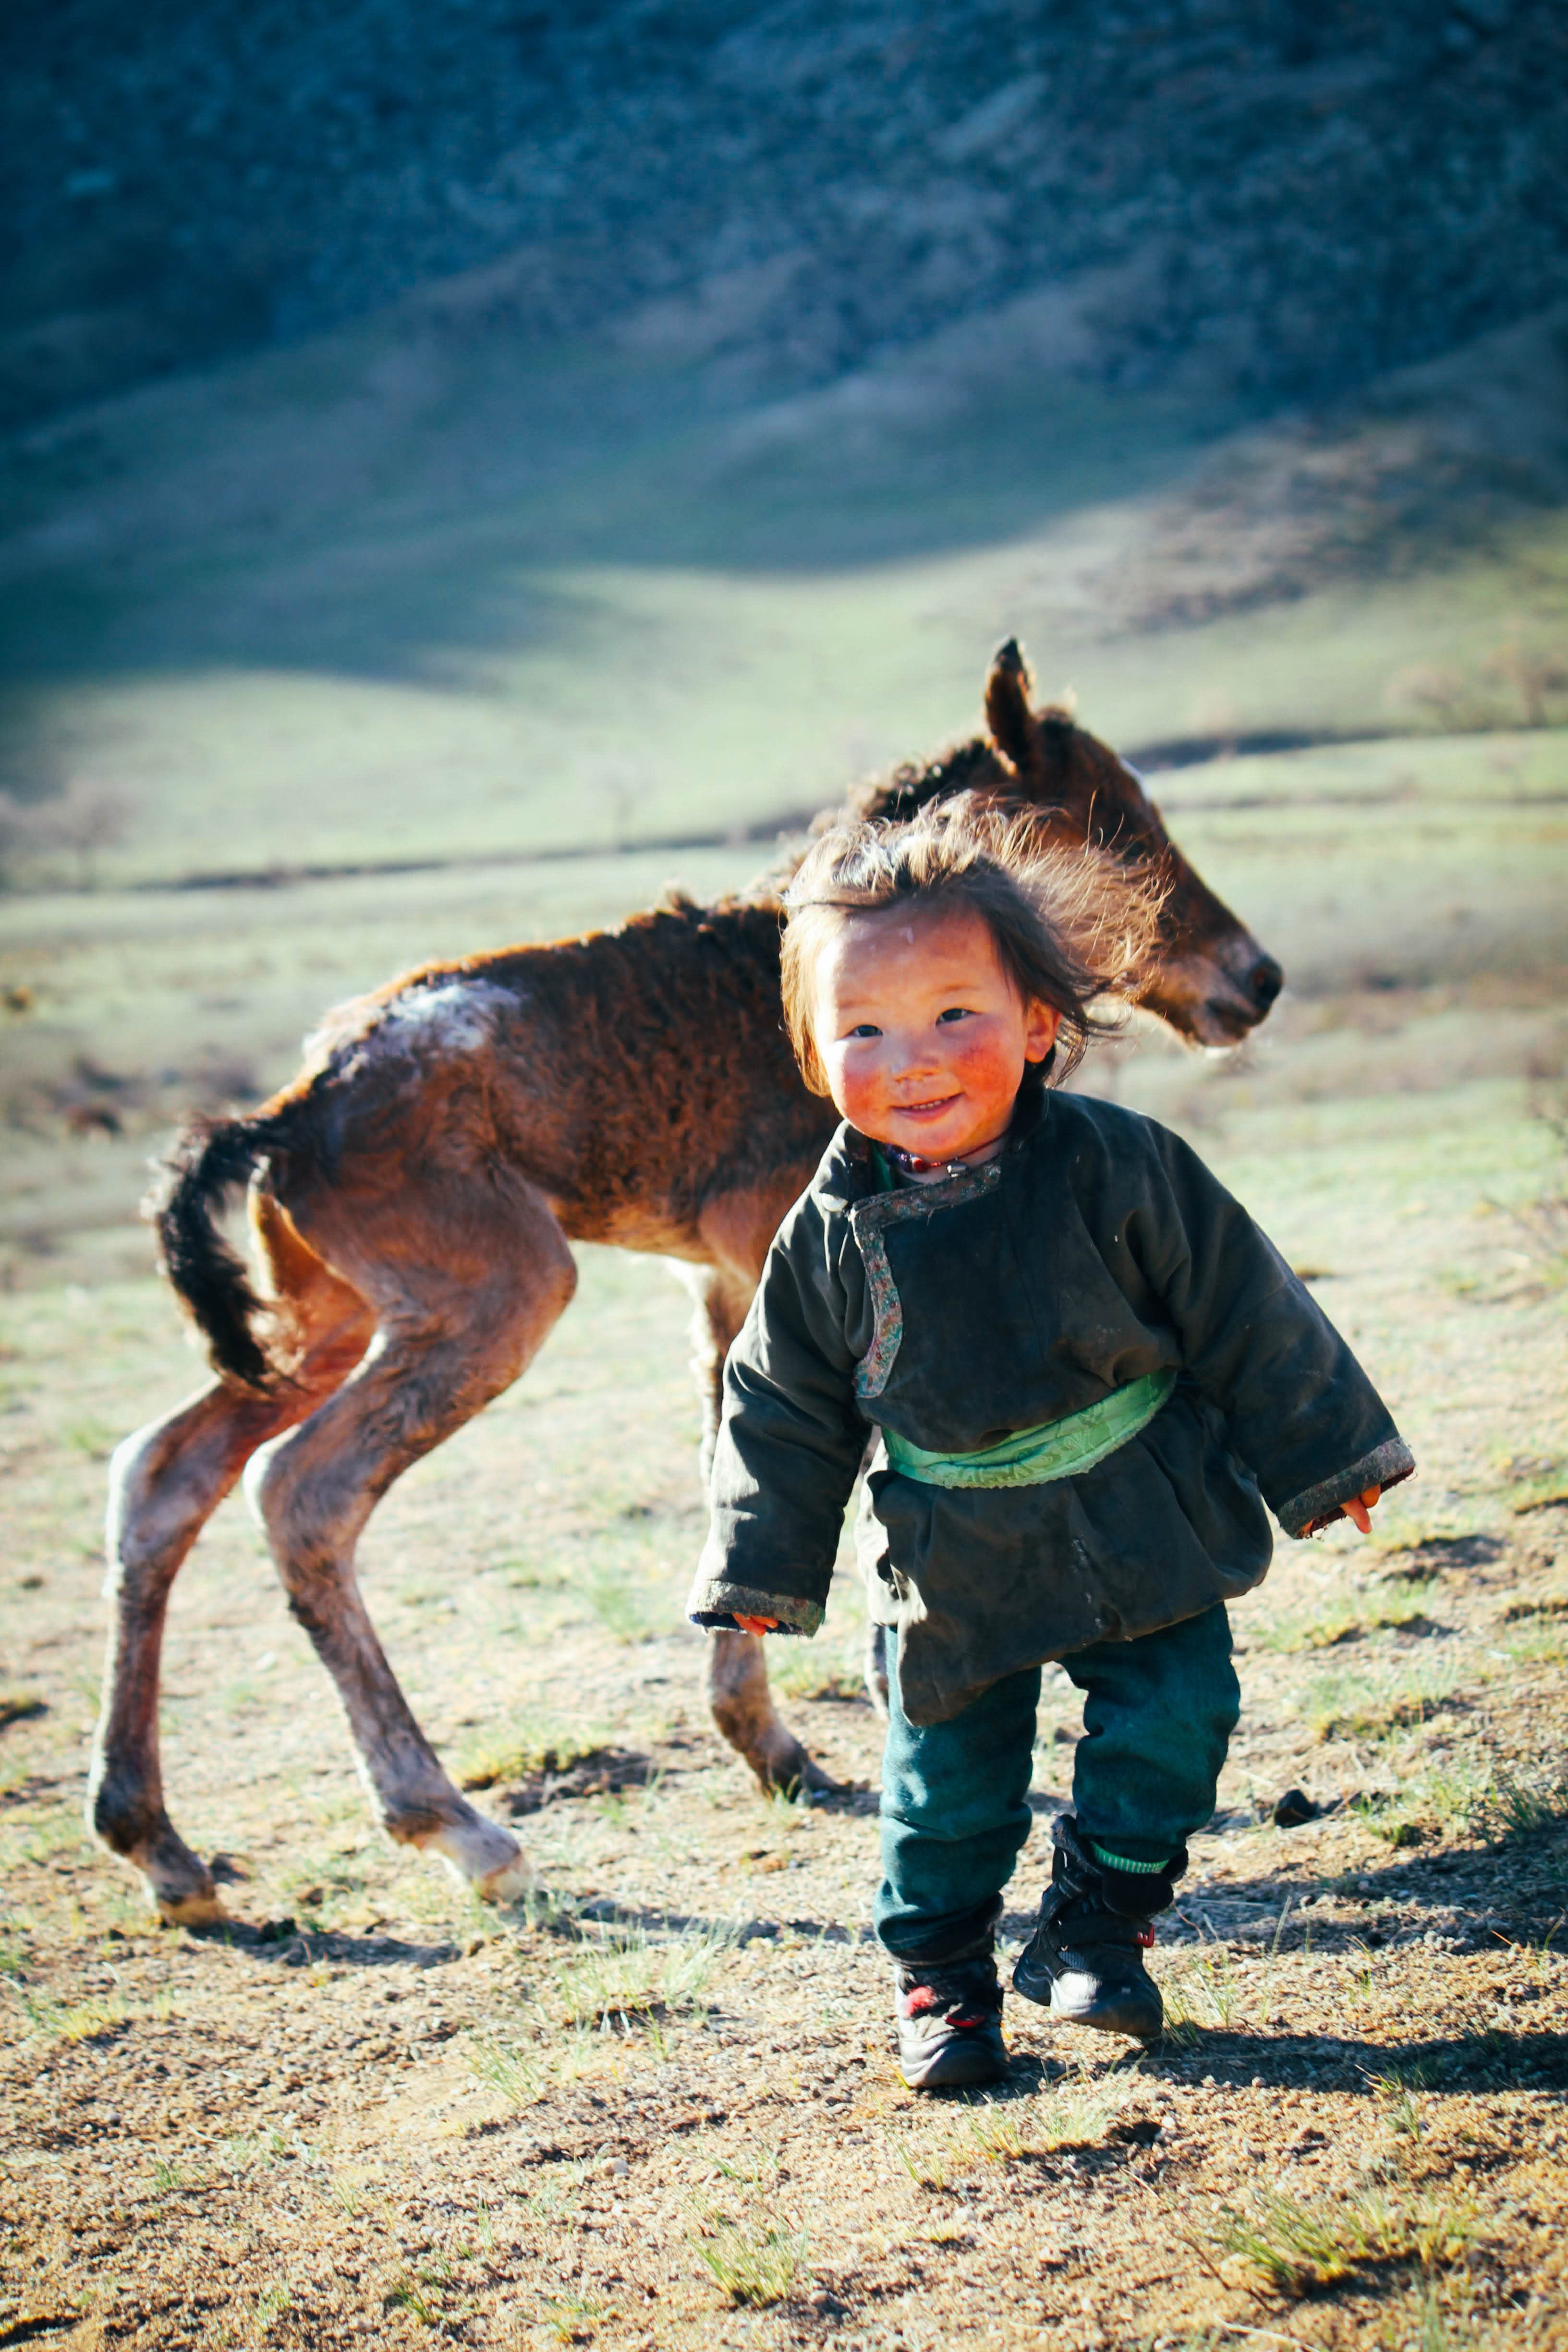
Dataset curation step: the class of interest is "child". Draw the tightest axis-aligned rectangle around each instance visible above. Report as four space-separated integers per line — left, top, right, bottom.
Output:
686 808 1413 2089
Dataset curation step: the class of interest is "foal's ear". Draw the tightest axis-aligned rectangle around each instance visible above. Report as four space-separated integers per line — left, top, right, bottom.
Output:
984 638 1041 776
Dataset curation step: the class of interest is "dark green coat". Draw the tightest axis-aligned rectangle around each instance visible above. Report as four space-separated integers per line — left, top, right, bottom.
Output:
687 1081 1414 1725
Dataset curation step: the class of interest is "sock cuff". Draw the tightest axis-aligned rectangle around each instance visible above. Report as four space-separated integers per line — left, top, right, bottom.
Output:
1087 1840 1173 1876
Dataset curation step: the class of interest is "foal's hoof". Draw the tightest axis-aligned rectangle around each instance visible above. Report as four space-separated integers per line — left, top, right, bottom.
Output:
476 1850 538 1905
419 1806 536 1903
114 1818 224 1925
157 1887 229 1928
756 1739 841 1802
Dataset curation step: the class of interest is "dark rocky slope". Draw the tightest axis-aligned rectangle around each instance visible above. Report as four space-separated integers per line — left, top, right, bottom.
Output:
4 0 1566 434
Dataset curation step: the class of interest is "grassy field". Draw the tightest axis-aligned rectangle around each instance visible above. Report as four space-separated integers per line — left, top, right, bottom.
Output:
3 299 1566 888
2 297 1568 2350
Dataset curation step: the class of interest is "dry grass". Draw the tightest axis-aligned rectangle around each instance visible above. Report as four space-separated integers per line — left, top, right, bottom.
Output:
1 536 1566 2342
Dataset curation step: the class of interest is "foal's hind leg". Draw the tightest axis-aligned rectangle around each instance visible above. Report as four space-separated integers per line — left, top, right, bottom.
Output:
243 1183 575 1899
91 1209 373 1918
92 1382 298 1919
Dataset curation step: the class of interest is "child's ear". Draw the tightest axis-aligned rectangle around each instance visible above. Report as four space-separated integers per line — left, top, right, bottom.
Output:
1024 1003 1061 1063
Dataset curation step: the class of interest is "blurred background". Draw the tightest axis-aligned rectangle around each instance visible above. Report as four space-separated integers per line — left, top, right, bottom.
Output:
1 0 1565 1285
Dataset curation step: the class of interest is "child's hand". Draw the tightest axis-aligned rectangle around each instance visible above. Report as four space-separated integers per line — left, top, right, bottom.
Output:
733 1613 778 1636
1339 1483 1381 1534
1301 1483 1383 1539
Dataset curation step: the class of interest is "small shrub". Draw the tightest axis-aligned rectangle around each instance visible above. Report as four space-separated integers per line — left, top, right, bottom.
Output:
1369 2066 1428 2139
13 1988 128 2043
385 2271 440 2326
1214 2183 1473 2299
892 2132 948 2192
693 2215 810 2307
968 2100 1027 2162
1216 2189 1355 2295
1487 1763 1568 1837
556 1919 733 2029
149 2155 205 2197
1032 2072 1120 2150
456 1713 619 1792
538 2286 610 2340
1163 1949 1246 2034
468 2037 546 2107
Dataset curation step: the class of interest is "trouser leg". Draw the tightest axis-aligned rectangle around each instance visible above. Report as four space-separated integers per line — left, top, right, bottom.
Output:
1012 1606 1238 2038
874 1627 1039 1962
1060 1601 1240 1866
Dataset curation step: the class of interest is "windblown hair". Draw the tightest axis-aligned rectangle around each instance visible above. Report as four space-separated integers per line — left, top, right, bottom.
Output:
779 798 1167 1097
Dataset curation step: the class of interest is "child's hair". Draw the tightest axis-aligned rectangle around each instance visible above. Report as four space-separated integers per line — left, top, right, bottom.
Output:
779 798 1166 1096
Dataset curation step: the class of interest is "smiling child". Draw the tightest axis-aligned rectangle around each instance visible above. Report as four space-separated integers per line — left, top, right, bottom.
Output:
686 807 1413 2088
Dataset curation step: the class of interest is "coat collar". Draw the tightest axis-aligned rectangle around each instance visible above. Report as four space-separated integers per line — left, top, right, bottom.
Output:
837 1064 1050 1200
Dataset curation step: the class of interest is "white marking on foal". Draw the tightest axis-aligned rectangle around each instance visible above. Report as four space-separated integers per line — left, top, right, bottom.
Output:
379 980 512 1051
303 978 514 1075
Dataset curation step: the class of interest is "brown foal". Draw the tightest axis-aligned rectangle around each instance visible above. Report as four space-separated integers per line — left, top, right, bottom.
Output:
92 643 1283 1920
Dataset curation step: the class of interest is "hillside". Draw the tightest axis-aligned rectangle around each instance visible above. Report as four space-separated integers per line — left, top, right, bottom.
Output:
5 1 1567 433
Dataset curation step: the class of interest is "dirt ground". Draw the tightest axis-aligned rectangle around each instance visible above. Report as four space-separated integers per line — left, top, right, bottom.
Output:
3 983 1568 2352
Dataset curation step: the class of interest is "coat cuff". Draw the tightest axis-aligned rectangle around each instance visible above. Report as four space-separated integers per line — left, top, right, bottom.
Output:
1278 1436 1416 1539
685 1576 825 1637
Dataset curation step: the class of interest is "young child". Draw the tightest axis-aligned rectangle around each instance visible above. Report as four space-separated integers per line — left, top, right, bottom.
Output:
686 809 1413 2090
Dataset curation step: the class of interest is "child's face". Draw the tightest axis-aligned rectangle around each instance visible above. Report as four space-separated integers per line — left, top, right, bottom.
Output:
809 903 1060 1163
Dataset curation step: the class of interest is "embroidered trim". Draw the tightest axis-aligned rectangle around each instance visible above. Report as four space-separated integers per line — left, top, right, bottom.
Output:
848 1160 1003 1401
685 1580 825 1637
1279 1436 1416 1540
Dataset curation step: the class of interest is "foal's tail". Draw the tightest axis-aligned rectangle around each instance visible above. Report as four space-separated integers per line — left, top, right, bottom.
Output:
149 1110 293 1391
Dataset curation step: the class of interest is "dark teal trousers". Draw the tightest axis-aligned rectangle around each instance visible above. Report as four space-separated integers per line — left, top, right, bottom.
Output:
874 1603 1240 1961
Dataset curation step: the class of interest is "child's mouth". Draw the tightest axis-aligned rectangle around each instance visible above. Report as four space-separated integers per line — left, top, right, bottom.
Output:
895 1095 959 1120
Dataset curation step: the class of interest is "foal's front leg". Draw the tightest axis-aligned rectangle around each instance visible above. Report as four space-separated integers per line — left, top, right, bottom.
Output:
686 1252 840 1796
704 1628 838 1798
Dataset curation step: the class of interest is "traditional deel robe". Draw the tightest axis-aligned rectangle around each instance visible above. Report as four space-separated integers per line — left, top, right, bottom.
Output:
687 1080 1414 1726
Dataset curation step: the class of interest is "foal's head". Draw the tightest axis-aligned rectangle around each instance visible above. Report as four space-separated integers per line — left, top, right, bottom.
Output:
859 641 1284 1047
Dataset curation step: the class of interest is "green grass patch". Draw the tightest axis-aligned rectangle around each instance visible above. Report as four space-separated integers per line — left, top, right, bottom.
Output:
1214 2182 1475 2299
456 1713 621 1792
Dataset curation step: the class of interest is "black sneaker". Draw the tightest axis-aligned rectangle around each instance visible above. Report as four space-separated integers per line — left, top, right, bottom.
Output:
894 1951 1009 2090
1012 1816 1182 2043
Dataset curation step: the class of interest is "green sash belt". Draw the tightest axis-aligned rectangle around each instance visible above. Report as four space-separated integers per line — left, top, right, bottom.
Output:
883 1368 1178 1490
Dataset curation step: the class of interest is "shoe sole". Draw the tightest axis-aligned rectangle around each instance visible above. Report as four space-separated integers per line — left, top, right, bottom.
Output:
899 2042 1010 2091
1012 1957 1162 2041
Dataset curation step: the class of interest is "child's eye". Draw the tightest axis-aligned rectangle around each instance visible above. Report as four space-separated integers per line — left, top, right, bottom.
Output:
847 1022 881 1038
936 1006 972 1025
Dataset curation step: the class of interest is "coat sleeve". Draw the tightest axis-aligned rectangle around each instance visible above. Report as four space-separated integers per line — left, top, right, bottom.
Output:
1127 1126 1414 1538
686 1194 869 1636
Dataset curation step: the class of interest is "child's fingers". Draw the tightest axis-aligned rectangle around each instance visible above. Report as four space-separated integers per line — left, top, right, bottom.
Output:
1337 1483 1385 1536
732 1613 778 1635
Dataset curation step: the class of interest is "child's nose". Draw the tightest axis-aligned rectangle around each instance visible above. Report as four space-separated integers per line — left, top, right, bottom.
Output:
889 1031 938 1075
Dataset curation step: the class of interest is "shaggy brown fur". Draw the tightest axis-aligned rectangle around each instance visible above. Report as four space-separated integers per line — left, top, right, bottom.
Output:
93 644 1282 1920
